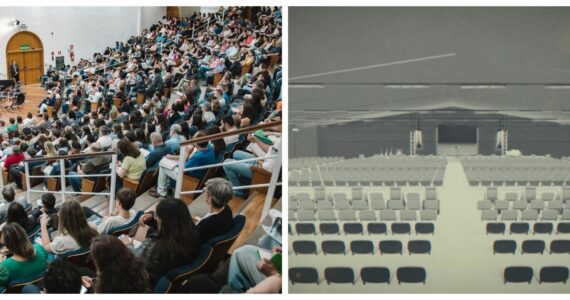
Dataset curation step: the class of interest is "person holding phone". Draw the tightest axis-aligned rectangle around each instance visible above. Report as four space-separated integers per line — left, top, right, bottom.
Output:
226 244 282 293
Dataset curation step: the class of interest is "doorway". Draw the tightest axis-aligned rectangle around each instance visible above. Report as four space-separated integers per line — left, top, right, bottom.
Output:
5 31 44 85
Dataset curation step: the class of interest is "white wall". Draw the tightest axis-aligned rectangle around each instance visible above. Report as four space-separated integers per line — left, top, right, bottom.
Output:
0 6 165 77
200 7 221 14
180 7 200 18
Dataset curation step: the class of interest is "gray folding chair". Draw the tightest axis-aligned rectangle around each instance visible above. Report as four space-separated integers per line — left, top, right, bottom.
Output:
561 209 570 220
521 210 539 221
541 209 558 221
501 210 518 221
352 200 368 210
525 187 536 202
339 210 356 221
478 200 492 210
541 192 555 201
335 200 351 210
547 200 563 211
298 210 317 221
407 193 420 202
299 201 316 210
487 187 498 201
512 200 527 211
420 210 437 221
388 200 405 210
481 209 498 221
317 201 334 210
289 199 298 210
358 210 377 221
289 210 297 221
426 187 437 201
505 192 519 201
400 210 417 221
407 199 421 210
390 188 402 200
530 200 545 210
314 187 326 201
318 210 336 221
296 193 311 202
370 193 385 210
380 209 397 221
332 192 348 202
495 200 510 210
423 200 439 214
352 187 363 201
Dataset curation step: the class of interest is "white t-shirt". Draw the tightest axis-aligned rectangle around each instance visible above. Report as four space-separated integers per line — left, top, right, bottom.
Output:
97 209 137 234
50 234 81 255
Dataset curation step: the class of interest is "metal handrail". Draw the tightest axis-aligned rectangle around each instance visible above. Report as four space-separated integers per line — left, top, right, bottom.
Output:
182 155 277 172
24 151 115 163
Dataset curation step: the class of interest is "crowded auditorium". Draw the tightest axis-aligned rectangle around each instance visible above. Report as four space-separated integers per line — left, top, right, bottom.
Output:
0 6 282 294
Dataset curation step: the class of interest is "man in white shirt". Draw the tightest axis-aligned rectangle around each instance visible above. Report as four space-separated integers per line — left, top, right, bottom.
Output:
221 115 239 146
96 126 112 149
96 188 137 234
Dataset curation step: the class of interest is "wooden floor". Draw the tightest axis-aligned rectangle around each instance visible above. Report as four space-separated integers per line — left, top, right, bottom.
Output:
230 192 275 254
0 84 45 120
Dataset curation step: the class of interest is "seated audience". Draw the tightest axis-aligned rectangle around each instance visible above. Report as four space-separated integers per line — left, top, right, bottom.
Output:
193 178 234 242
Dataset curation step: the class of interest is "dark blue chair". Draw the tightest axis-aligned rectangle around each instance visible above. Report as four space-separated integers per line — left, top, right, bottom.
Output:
504 266 533 284
2 271 46 293
361 267 390 284
57 247 92 269
107 211 145 237
539 266 569 284
202 215 246 273
290 267 319 285
153 244 213 293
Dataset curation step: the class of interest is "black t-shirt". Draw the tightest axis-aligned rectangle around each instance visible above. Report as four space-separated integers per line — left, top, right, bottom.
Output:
196 205 234 243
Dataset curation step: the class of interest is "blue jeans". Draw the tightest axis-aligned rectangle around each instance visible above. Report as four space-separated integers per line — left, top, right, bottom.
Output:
223 151 255 197
227 245 267 293
68 171 81 193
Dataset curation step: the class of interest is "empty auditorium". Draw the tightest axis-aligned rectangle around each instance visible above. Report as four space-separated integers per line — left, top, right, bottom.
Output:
289 7 570 293
0 6 282 293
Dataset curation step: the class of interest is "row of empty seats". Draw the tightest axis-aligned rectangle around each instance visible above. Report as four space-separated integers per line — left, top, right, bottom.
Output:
289 266 427 285
504 266 569 284
484 187 570 202
461 156 570 186
480 208 570 221
485 222 570 235
291 222 435 235
292 240 432 255
493 239 570 254
291 209 438 222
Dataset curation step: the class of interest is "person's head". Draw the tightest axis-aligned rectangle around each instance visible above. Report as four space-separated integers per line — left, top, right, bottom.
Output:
0 222 35 260
115 188 136 211
204 177 233 209
193 130 209 149
99 125 109 136
9 117 15 124
27 148 37 158
155 198 200 266
27 112 33 119
58 200 98 248
12 146 21 155
204 127 225 156
221 115 235 131
150 132 163 147
90 235 149 293
170 124 182 138
117 138 140 158
2 185 15 202
42 260 82 293
41 193 56 210
90 142 102 152
7 202 29 229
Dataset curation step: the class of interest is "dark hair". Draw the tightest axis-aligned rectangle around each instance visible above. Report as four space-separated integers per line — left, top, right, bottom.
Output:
153 198 201 272
41 193 56 209
7 202 32 230
0 222 35 260
116 188 136 210
193 130 209 148
58 200 98 248
204 127 225 156
222 115 235 127
118 138 140 158
91 235 149 293
42 260 82 293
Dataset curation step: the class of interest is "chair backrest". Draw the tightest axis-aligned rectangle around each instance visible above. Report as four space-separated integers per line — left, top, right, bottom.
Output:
322 240 345 255
135 166 159 196
4 271 46 293
539 266 569 284
325 267 355 284
57 247 93 269
107 211 145 236
521 240 545 254
350 240 374 255
361 267 390 284
504 266 533 283
290 267 319 285
397 267 426 284
153 244 213 293
202 215 246 273
494 240 517 254
293 241 317 255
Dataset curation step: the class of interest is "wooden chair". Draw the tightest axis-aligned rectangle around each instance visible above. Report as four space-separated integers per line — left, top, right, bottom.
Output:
136 92 145 105
269 55 280 69
123 167 158 197
90 101 98 113
163 87 171 99
250 166 272 195
47 177 59 191
2 271 46 293
1 169 9 186
213 73 223 86
80 176 107 202
46 106 53 118
241 65 252 76
21 164 44 191
180 175 201 205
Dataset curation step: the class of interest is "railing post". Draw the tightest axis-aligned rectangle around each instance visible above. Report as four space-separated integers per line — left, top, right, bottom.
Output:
175 145 187 198
109 154 117 215
260 141 282 223
24 161 31 203
59 159 66 202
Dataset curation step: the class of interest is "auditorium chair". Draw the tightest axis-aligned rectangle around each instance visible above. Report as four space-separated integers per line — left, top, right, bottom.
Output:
80 171 109 202
1 169 9 186
107 211 145 236
361 267 390 284
152 244 213 293
240 65 252 77
269 55 280 69
201 215 246 273
213 73 223 87
21 163 45 191
180 167 219 205
58 247 94 269
289 267 320 285
113 97 122 108
293 241 317 255
123 166 158 197
249 165 272 195
136 92 145 105
1 271 46 293
90 101 98 113
163 87 170 99
325 267 355 284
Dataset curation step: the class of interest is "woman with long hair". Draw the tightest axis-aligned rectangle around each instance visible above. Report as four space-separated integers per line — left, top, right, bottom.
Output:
40 200 98 255
0 223 48 287
123 198 201 287
116 138 145 189
6 202 38 234
83 235 149 293
204 126 226 161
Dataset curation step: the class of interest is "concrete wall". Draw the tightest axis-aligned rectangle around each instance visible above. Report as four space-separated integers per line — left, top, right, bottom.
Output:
289 126 319 158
